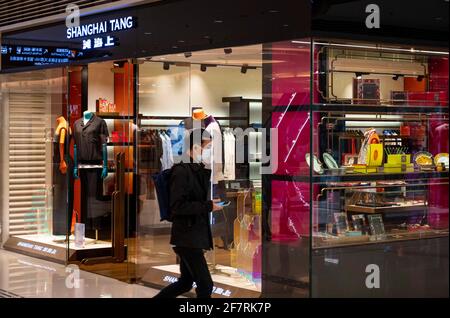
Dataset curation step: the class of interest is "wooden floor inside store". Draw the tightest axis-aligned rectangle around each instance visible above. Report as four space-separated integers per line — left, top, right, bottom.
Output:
75 236 233 283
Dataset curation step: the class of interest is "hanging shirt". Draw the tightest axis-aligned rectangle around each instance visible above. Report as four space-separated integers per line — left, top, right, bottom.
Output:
160 132 174 170
223 130 236 180
204 115 224 184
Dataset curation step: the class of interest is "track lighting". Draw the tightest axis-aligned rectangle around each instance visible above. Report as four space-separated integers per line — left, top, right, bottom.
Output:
417 75 425 82
241 64 257 74
184 52 192 58
200 64 217 72
224 48 232 54
355 72 369 79
163 62 170 70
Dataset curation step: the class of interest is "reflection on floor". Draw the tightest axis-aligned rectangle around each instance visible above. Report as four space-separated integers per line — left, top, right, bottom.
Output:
153 264 259 291
0 249 158 298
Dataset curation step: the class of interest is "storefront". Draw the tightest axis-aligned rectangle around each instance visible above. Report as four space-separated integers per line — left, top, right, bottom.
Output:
0 0 448 298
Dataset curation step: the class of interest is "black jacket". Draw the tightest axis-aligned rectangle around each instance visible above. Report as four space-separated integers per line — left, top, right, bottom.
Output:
169 162 214 250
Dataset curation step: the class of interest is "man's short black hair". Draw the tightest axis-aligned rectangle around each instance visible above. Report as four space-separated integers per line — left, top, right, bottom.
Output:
188 128 211 151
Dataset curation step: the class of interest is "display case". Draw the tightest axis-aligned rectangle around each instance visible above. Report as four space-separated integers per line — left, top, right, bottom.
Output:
309 40 448 297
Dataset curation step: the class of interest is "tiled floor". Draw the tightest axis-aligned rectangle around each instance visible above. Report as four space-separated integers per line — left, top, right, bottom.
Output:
0 249 159 298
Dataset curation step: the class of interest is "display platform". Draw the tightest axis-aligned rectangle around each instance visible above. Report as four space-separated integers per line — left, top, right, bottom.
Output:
3 234 113 264
141 263 261 298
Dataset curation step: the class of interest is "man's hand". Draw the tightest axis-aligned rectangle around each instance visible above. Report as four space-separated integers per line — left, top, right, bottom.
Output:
212 199 223 212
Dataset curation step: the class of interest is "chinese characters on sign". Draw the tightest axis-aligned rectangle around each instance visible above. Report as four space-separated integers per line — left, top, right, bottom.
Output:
82 35 116 50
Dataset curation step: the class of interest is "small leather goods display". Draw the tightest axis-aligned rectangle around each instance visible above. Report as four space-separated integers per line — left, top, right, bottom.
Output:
366 143 384 167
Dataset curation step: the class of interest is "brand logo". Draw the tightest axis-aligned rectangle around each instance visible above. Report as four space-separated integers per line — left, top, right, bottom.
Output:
66 16 135 39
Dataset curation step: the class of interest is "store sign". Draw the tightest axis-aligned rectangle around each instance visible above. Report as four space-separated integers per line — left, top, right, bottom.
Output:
1 45 78 66
66 16 136 51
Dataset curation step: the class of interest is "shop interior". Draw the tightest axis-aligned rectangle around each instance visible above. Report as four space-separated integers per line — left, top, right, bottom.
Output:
134 45 264 297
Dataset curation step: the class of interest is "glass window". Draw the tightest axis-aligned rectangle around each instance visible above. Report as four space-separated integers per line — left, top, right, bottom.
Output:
310 40 449 297
136 44 266 298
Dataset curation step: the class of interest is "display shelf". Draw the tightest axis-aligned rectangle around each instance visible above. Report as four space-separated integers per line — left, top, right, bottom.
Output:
311 103 448 114
272 170 449 183
107 142 133 146
108 168 134 173
346 203 427 214
101 115 133 119
312 230 449 250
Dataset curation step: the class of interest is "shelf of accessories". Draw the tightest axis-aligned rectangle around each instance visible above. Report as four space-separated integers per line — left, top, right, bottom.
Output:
310 103 448 114
271 170 449 184
312 229 449 250
271 103 448 114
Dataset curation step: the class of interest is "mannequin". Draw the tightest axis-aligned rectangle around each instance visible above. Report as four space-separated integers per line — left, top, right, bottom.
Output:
73 111 110 239
73 111 108 179
52 116 74 236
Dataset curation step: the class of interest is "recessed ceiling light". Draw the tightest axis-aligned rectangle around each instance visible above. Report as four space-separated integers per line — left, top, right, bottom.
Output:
214 20 223 23
144 32 152 35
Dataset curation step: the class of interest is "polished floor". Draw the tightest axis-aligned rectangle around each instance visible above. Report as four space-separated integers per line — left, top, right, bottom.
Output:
0 249 159 298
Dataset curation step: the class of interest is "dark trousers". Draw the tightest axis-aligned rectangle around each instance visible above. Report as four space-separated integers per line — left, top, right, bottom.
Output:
154 247 213 298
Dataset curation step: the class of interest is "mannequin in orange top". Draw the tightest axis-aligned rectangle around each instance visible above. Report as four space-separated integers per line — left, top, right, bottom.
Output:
55 116 70 174
53 116 74 236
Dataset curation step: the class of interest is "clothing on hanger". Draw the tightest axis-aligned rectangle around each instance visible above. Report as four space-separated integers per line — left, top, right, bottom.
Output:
223 129 236 180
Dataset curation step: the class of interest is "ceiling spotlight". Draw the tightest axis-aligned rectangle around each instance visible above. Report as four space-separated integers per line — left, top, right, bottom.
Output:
184 52 192 58
224 48 232 54
200 64 217 72
355 72 370 79
113 60 126 68
163 62 170 70
417 75 425 82
392 74 401 81
241 64 257 74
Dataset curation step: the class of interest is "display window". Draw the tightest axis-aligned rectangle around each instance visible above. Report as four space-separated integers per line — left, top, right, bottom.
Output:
309 41 448 297
135 44 266 298
0 3 447 298
0 63 134 269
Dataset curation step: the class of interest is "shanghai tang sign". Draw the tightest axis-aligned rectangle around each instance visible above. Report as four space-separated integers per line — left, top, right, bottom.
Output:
66 16 136 50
